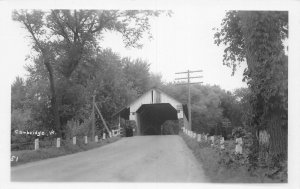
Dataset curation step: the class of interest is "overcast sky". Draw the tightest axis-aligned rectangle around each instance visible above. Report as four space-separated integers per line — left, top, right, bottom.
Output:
2 7 249 92
101 9 248 91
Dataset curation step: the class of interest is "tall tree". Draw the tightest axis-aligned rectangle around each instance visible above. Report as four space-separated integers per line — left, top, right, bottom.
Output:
12 10 164 135
11 77 27 111
214 11 288 157
122 57 151 95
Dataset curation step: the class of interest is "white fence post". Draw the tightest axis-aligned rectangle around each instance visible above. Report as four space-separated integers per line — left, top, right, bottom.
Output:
84 136 88 144
235 137 243 154
103 133 106 140
197 134 201 142
211 136 215 146
34 138 39 150
220 137 225 149
73 136 76 145
56 138 60 148
95 135 98 142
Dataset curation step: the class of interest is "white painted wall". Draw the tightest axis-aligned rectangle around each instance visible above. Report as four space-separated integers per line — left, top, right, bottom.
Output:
129 91 152 120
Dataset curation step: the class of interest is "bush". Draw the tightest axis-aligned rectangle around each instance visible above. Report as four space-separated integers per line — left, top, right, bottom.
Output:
66 119 91 138
232 127 247 138
161 120 179 135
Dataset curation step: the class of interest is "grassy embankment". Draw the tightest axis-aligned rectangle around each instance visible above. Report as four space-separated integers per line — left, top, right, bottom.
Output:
180 132 282 183
11 136 120 167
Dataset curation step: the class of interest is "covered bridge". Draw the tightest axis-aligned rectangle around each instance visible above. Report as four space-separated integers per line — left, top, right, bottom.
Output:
114 88 189 136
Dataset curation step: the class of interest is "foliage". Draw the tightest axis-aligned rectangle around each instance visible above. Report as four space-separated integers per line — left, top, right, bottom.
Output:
233 87 252 126
11 77 27 110
11 47 158 140
122 57 151 95
161 120 179 135
11 109 35 148
214 11 288 157
162 83 245 133
66 119 90 138
11 109 32 131
232 127 247 138
12 9 165 135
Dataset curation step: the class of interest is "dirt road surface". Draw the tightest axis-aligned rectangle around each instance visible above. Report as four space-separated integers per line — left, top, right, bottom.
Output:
11 135 208 182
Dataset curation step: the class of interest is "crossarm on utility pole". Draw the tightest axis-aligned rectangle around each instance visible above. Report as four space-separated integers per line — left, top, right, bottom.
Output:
175 69 203 131
94 103 110 133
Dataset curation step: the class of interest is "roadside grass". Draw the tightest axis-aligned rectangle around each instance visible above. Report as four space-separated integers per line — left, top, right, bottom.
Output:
11 136 120 167
180 132 278 183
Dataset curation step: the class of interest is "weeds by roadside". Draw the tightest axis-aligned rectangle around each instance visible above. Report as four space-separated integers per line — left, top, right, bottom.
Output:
180 132 286 183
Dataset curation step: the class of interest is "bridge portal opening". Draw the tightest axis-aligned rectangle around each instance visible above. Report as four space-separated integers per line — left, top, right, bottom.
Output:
136 103 178 135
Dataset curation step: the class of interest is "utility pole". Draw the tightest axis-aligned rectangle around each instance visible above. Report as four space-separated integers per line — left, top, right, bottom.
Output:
175 70 203 131
91 90 96 140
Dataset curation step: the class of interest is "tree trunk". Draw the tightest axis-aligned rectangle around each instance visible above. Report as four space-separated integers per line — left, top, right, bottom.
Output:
44 59 61 137
267 114 288 158
258 129 270 160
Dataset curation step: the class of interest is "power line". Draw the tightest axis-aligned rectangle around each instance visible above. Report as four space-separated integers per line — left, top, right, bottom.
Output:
175 69 203 131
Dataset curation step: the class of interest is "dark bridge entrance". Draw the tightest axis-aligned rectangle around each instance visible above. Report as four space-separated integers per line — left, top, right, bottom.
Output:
136 103 178 135
113 88 189 136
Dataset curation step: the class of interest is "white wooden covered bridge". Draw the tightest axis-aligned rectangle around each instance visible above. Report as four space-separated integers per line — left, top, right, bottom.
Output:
114 87 189 135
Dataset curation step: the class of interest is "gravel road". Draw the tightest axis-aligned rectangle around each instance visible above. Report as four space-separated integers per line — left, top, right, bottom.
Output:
11 135 208 182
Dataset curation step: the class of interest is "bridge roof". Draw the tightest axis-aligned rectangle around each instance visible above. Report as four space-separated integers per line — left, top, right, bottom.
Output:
112 87 186 118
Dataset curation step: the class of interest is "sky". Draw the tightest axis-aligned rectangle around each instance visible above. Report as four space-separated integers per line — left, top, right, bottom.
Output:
2 7 248 92
101 9 248 92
